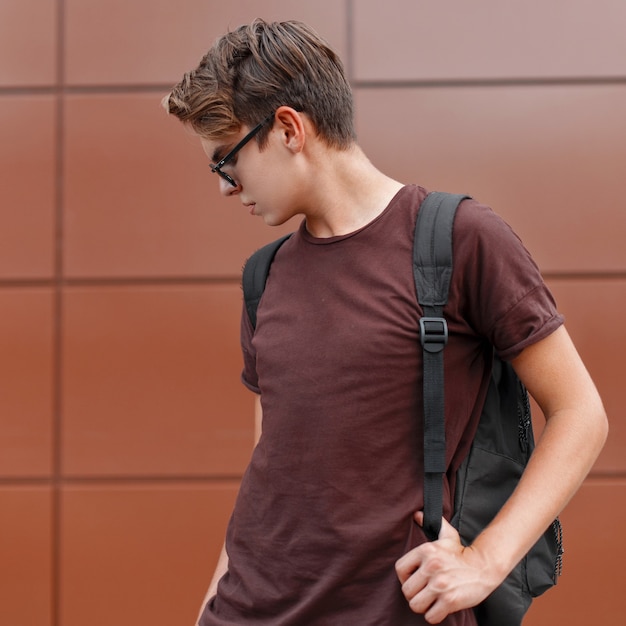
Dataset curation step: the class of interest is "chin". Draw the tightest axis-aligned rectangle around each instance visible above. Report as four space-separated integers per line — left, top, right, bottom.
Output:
262 214 287 227
262 209 300 228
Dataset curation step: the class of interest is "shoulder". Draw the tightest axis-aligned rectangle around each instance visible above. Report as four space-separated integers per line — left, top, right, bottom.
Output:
446 196 562 354
454 197 522 244
452 197 537 275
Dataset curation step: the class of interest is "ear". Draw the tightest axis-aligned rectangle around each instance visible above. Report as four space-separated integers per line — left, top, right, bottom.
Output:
274 106 306 153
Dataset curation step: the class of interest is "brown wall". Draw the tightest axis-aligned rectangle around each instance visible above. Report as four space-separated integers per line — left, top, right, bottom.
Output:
1 1 624 624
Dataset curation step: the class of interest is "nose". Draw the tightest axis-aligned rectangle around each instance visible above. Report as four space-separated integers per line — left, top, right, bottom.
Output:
219 176 241 197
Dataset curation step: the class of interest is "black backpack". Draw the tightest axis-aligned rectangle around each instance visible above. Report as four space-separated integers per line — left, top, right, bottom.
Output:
242 191 564 625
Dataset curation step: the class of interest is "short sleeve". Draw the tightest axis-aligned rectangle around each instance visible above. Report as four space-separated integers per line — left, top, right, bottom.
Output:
449 200 564 361
240 301 261 393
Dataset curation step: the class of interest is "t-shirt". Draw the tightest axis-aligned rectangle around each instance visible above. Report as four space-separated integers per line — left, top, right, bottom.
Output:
200 185 564 625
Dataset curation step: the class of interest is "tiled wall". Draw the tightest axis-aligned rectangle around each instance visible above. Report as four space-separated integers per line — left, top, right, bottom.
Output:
1 1 624 624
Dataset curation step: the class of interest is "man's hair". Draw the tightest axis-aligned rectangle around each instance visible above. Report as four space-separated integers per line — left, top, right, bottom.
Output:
164 19 356 148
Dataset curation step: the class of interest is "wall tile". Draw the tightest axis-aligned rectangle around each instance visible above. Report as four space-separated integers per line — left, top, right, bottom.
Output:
0 288 54 477
353 0 626 81
0 95 56 278
0 0 56 87
545 278 626 474
63 93 296 279
65 0 347 85
525 479 626 625
60 482 238 626
62 284 254 477
0 486 52 626
355 85 626 273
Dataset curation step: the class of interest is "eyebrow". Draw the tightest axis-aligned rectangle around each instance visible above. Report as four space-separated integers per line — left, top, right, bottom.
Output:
211 143 231 164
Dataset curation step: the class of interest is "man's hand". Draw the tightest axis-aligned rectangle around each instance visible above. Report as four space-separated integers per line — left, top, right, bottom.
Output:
395 512 501 624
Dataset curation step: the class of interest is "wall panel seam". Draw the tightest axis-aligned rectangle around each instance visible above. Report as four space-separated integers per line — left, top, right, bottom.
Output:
3 77 626 98
0 475 245 486
2 274 625 289
1 471 620 487
354 77 626 89
51 1 66 625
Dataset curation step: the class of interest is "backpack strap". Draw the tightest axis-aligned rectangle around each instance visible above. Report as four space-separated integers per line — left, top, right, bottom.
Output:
242 234 292 329
413 192 470 541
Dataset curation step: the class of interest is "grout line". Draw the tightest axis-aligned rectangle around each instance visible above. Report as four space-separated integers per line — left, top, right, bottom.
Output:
0 276 242 288
345 0 354 83
2 272 626 291
541 271 626 281
0 279 58 288
0 84 173 96
51 1 66 624
0 475 246 487
0 469 621 487
60 275 242 287
353 76 626 89
0 470 619 484
2 78 626 99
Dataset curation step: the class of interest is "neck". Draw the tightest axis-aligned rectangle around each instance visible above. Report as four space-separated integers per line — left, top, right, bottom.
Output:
299 144 404 238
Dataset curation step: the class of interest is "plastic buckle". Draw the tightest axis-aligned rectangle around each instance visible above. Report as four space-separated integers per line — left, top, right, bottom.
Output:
420 317 448 353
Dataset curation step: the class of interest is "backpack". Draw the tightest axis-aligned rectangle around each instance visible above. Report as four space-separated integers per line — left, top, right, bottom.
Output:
414 192 563 625
241 191 564 625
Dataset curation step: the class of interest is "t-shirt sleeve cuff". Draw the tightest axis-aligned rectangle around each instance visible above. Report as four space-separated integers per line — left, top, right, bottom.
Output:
497 313 565 361
241 372 261 394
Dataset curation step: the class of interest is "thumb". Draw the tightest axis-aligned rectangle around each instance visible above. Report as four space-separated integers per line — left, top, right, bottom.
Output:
413 511 460 542
437 516 461 542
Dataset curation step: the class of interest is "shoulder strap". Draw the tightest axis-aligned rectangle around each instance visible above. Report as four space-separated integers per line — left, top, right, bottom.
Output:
242 234 292 329
414 192 470 541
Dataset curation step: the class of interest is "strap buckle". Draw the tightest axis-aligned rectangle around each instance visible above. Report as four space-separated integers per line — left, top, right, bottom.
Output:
420 317 448 353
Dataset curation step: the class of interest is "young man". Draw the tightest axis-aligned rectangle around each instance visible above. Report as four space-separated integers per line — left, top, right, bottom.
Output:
164 19 608 626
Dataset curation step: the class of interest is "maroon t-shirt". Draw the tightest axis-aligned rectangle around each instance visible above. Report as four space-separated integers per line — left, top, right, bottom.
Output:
201 185 563 625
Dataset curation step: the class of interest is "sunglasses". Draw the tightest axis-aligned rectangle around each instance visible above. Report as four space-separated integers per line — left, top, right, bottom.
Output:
209 112 276 187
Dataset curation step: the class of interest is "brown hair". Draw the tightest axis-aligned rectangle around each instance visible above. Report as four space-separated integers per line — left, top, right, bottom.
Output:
164 19 356 148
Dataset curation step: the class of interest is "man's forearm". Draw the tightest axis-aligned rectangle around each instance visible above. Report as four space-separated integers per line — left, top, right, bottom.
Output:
478 326 610 580
471 401 607 582
196 393 260 624
196 543 229 625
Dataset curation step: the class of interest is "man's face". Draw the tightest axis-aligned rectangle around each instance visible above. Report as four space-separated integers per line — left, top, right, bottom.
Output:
200 116 302 227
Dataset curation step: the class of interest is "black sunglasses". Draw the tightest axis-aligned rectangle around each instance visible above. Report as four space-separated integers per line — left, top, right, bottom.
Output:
210 112 275 187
